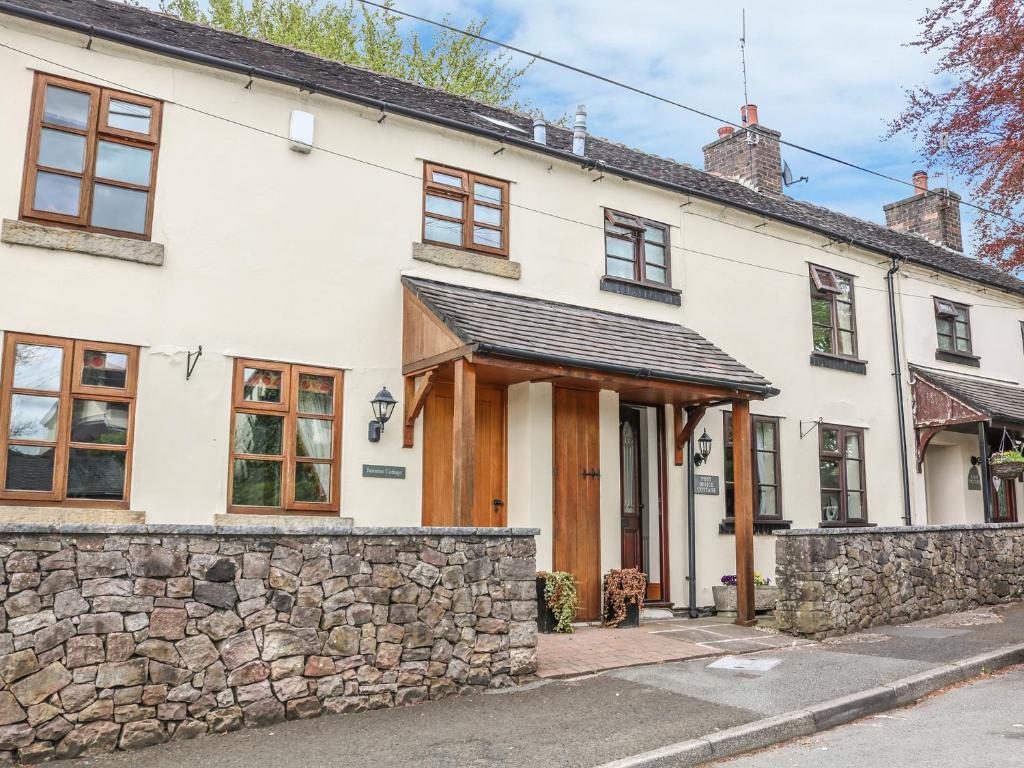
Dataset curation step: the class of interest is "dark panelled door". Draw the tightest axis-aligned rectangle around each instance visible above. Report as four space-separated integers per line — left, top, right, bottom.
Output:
619 408 643 572
553 387 601 620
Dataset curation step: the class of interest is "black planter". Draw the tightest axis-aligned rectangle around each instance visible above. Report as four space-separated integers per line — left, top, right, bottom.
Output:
605 600 640 628
536 576 559 633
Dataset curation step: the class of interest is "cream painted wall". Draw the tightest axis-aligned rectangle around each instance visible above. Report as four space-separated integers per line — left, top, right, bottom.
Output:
3 18 1024 605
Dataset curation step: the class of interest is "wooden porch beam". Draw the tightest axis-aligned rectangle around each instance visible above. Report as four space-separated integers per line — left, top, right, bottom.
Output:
452 358 476 527
674 404 707 466
402 370 435 448
732 399 756 627
402 345 475 377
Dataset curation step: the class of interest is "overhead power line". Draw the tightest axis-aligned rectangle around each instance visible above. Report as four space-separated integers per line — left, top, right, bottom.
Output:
355 0 1024 230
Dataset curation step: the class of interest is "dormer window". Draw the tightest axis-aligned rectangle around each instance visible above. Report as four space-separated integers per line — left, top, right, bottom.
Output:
603 209 669 286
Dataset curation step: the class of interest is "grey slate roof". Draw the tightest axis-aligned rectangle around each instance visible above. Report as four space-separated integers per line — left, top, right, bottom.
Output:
403 276 774 394
910 365 1024 426
6 0 1023 298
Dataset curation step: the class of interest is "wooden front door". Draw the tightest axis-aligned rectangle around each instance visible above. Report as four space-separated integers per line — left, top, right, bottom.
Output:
553 387 601 621
619 408 643 572
421 382 507 527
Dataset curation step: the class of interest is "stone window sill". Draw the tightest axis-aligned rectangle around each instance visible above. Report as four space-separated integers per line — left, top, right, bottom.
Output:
0 506 145 525
935 349 981 367
809 352 867 375
2 219 165 266
719 518 792 535
599 276 681 306
412 242 520 279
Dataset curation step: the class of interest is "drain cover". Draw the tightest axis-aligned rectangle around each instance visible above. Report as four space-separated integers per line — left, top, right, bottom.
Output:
707 656 782 673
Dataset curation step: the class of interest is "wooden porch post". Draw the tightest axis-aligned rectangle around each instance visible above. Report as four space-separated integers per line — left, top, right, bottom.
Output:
732 399 756 626
452 358 476 526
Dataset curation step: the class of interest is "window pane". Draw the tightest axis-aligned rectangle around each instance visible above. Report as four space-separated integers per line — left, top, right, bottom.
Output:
846 460 861 491
811 298 832 328
66 449 125 500
606 257 635 279
473 226 501 248
937 334 953 351
107 99 152 134
95 141 152 186
425 194 462 219
644 242 666 266
295 463 330 503
822 429 839 453
296 418 332 459
424 217 462 245
844 433 861 459
90 184 147 234
838 330 855 356
758 486 777 517
644 265 667 284
955 337 970 353
606 223 634 237
4 446 54 492
836 276 852 296
955 321 969 338
242 368 282 403
71 400 129 445
298 374 333 415
755 420 775 449
43 85 90 130
836 301 854 332
431 171 463 188
821 491 841 521
9 395 59 441
955 306 969 322
81 350 128 388
819 459 839 489
813 325 833 354
847 492 864 520
757 451 776 484
34 171 81 216
644 225 665 245
474 204 502 226
232 459 281 506
474 182 502 204
234 413 284 456
606 236 634 260
13 344 63 391
38 129 85 173
936 318 953 335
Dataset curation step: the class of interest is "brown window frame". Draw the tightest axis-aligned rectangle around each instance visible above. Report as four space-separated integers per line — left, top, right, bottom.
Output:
603 208 671 287
422 162 509 258
809 264 858 359
228 359 344 515
724 413 783 521
933 297 973 355
0 332 138 508
993 475 1017 523
818 424 868 525
20 72 163 241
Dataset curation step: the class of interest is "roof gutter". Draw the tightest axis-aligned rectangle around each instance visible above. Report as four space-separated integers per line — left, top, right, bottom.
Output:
1 2 1007 294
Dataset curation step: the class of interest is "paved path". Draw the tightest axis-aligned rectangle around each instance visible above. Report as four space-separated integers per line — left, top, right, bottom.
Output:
60 605 1024 768
713 665 1024 767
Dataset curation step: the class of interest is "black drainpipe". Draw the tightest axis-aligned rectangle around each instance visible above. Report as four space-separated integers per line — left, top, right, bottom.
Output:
686 427 698 618
886 256 913 525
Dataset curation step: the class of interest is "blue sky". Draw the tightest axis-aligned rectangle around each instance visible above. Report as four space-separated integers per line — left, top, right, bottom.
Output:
141 1 974 252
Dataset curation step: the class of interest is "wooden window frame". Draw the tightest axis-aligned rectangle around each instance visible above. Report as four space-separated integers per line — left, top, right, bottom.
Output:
0 332 138 508
228 358 343 515
809 264 858 359
20 72 163 241
818 424 868 525
422 162 509 258
993 475 1017 523
724 413 783 521
603 208 671 287
933 297 973 355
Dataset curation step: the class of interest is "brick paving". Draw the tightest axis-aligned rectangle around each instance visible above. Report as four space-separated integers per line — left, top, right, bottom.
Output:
536 614 811 678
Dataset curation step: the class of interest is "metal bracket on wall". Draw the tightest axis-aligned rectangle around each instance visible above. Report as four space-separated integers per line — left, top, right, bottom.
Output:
186 346 203 381
800 417 823 439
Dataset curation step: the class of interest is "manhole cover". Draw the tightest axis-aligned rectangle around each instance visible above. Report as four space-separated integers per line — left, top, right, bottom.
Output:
707 656 782 673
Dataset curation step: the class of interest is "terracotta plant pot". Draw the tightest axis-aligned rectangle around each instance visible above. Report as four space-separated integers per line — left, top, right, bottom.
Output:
712 585 780 616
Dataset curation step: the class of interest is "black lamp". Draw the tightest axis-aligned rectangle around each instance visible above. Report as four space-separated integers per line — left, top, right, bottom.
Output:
693 429 712 466
368 387 397 442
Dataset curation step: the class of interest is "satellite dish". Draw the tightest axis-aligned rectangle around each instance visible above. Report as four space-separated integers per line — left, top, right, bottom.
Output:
782 159 808 187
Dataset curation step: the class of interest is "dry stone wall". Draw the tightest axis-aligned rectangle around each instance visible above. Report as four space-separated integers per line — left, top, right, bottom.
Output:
775 523 1024 639
0 524 538 762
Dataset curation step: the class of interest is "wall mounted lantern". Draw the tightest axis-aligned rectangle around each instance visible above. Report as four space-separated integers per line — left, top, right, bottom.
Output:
693 429 712 466
368 387 397 443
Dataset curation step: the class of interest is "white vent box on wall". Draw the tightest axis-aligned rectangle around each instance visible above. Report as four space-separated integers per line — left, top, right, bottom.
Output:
289 110 314 153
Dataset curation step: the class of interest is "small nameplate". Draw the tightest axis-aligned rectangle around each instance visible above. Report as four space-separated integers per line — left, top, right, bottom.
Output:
694 474 720 495
362 464 406 479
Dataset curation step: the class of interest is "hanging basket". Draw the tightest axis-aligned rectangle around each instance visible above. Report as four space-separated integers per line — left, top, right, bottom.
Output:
989 452 1024 480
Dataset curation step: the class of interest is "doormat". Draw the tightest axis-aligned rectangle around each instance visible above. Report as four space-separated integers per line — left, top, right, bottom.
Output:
707 656 782 673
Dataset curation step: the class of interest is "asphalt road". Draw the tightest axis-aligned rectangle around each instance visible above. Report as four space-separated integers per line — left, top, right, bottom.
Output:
715 666 1024 768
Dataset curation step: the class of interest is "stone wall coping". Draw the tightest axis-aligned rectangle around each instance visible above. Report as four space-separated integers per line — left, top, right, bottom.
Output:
778 522 1024 537
0 522 541 537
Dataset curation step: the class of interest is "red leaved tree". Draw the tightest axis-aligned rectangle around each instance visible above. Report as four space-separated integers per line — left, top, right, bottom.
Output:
888 0 1024 271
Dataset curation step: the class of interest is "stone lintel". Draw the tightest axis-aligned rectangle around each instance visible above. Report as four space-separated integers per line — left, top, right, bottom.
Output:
412 241 521 279
1 219 165 266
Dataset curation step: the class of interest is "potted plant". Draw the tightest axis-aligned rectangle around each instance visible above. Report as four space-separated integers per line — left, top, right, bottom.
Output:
602 568 646 628
712 573 779 616
990 449 1024 480
536 571 577 633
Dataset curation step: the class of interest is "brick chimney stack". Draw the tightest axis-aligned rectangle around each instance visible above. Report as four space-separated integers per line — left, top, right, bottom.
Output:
883 171 963 251
702 104 783 195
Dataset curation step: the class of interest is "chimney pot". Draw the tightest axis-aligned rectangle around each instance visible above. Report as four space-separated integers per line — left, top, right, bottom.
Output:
741 104 759 126
572 104 587 157
912 170 928 194
718 126 736 138
531 110 547 145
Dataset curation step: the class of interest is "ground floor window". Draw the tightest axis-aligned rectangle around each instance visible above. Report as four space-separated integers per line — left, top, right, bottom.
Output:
0 332 138 506
724 413 783 521
993 475 1017 522
229 359 343 514
819 424 867 524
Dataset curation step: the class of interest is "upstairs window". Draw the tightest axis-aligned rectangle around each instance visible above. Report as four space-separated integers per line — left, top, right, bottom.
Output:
934 298 973 355
20 73 162 239
724 413 782 521
819 424 867 525
809 265 857 358
422 163 509 257
0 333 138 506
604 209 669 286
